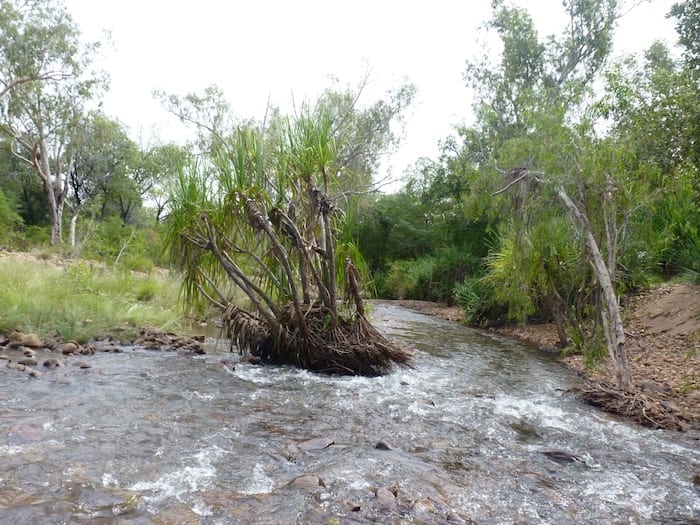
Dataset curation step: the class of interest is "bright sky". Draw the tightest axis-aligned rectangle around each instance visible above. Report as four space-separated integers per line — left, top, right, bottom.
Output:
64 0 679 189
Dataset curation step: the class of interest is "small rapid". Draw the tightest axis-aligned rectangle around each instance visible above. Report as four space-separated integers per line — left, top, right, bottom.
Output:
1 304 697 524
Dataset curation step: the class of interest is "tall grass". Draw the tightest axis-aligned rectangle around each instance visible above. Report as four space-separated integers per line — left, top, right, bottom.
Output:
0 256 184 342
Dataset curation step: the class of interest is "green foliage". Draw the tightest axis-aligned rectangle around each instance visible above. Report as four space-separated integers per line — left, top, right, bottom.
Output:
0 0 106 245
165 82 414 335
455 274 506 326
73 217 165 271
382 257 435 300
0 256 182 342
0 189 22 245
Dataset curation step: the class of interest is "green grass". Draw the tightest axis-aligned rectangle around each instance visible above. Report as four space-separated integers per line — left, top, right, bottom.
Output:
0 256 185 342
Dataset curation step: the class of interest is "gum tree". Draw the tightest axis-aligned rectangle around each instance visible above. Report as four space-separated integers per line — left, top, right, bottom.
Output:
0 0 105 244
459 0 637 390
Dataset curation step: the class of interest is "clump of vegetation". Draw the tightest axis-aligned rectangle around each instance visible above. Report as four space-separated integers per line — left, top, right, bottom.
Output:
0 256 182 342
166 90 414 376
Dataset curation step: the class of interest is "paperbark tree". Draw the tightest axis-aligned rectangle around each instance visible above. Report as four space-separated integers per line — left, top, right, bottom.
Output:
67 112 135 247
494 168 633 390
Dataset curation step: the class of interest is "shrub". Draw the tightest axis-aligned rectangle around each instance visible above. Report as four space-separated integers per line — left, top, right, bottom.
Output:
455 274 507 326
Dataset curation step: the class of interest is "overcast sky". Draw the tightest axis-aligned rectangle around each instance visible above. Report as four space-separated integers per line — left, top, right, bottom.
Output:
64 0 679 188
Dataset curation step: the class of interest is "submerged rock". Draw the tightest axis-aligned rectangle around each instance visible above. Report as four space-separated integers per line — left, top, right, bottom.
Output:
374 486 397 508
288 474 324 489
297 437 334 451
540 449 581 464
375 440 401 451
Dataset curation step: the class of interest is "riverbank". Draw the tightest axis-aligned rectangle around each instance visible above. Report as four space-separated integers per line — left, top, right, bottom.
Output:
389 286 700 433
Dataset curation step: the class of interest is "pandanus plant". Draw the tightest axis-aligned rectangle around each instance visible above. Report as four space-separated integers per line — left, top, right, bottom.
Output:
166 100 411 375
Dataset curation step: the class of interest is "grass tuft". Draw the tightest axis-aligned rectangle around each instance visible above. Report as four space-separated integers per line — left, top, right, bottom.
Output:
0 255 184 342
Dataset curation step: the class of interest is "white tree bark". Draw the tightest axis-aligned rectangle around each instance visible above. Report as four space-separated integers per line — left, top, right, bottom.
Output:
556 185 633 391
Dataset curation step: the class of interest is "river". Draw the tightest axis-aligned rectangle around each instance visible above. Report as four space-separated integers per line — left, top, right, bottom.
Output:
1 304 698 524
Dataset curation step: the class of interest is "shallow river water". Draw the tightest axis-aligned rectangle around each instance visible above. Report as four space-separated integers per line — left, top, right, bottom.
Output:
1 304 698 524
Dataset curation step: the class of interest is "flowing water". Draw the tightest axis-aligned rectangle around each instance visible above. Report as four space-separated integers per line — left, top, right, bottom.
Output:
1 304 698 524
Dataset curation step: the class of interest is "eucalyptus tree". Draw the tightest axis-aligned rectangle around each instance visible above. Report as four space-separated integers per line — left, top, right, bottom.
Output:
67 112 136 247
457 0 640 389
166 97 412 375
141 143 192 224
0 0 105 244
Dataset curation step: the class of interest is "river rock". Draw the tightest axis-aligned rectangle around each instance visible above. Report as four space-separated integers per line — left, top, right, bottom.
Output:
21 333 42 348
43 358 64 368
375 440 401 451
23 348 36 357
297 437 334 451
74 360 91 369
288 474 324 489
28 369 41 378
18 357 38 366
540 450 581 464
62 342 79 355
374 487 397 508
445 511 469 524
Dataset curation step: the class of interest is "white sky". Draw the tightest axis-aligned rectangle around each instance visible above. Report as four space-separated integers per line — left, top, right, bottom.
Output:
64 0 679 189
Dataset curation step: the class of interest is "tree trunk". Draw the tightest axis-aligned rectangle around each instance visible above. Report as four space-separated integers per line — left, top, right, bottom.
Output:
69 211 79 248
556 185 633 391
37 139 65 245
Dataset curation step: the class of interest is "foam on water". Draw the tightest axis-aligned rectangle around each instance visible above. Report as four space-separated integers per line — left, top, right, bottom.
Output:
238 462 276 495
129 446 224 504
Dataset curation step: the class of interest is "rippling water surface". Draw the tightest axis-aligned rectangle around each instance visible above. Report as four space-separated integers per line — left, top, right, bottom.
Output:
1 304 698 524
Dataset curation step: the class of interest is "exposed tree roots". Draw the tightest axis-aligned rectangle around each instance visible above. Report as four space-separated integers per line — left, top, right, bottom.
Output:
572 380 697 432
223 303 413 376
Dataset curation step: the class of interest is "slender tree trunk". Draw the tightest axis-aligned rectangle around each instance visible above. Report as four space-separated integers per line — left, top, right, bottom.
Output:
556 185 633 391
69 212 78 248
37 139 65 245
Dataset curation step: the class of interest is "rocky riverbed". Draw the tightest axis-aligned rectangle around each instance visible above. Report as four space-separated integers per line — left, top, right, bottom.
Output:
0 327 208 377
